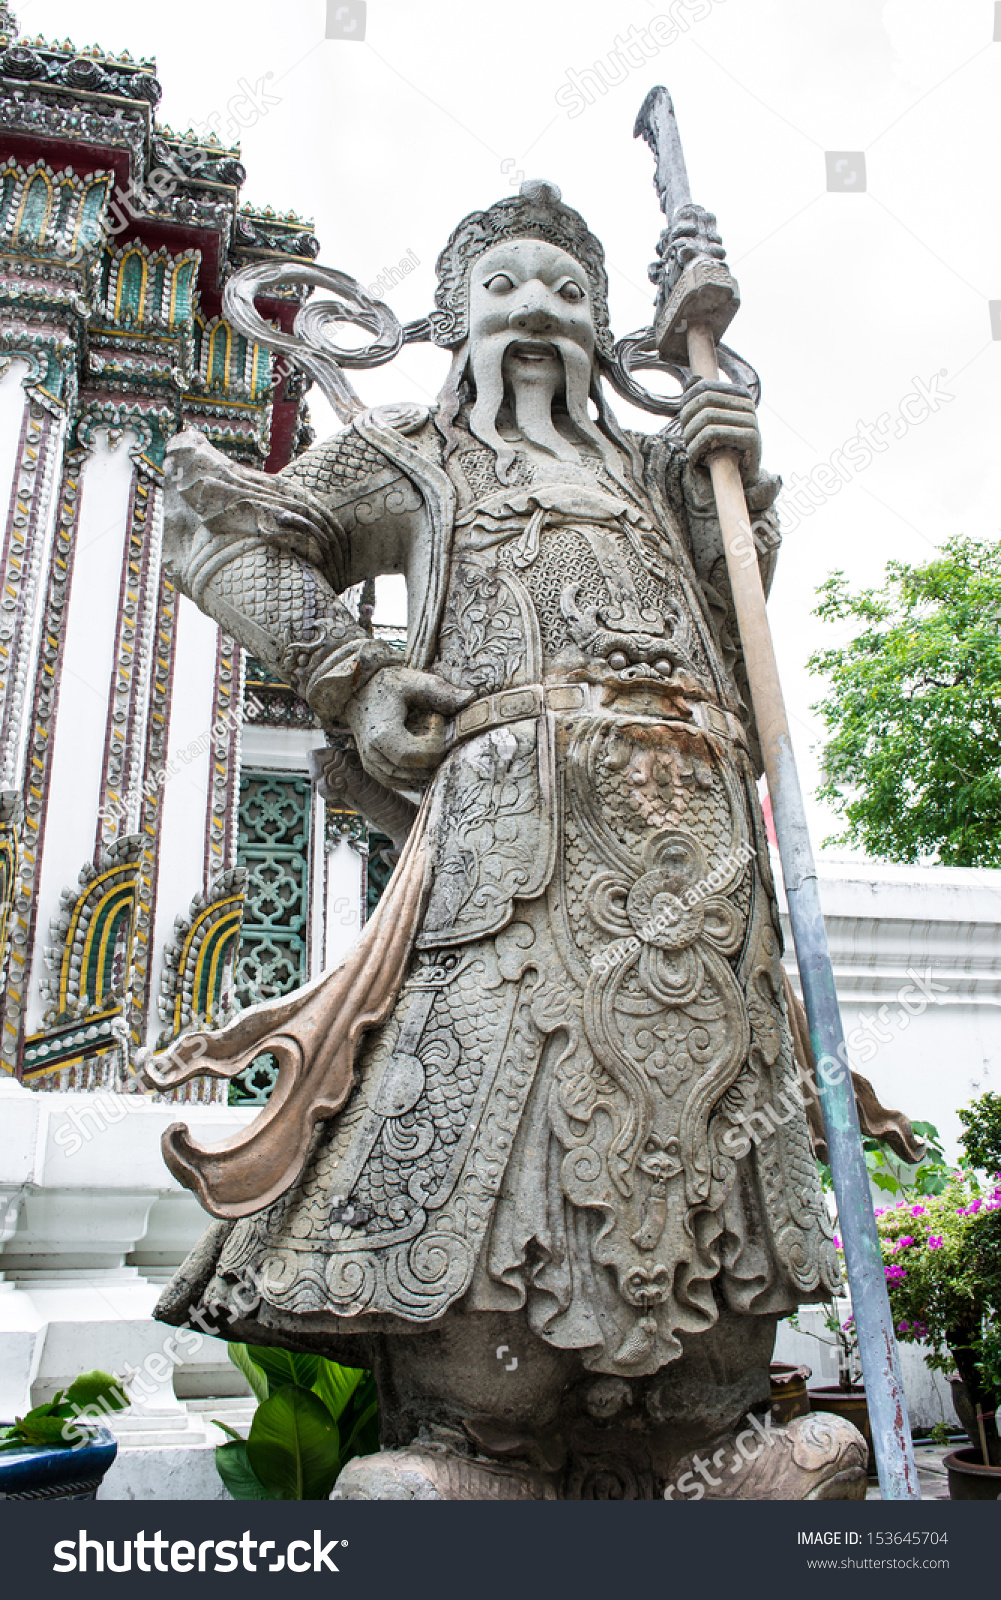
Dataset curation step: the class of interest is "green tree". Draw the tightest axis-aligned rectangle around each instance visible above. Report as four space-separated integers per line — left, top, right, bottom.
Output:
808 536 1001 866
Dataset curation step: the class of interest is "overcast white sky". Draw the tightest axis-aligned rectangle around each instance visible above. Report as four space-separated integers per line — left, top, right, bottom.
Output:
17 0 1001 856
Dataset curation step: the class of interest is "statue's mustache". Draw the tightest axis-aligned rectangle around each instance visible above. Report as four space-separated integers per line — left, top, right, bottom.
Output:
473 327 590 379
467 327 615 484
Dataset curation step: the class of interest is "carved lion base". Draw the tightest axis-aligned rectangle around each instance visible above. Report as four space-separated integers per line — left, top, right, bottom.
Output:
332 1445 557 1501
331 1413 868 1501
664 1411 868 1501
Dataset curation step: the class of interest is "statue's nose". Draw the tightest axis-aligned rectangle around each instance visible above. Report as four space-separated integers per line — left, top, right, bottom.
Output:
508 300 556 334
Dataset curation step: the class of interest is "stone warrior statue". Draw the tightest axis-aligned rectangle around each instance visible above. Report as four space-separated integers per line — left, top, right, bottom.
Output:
150 182 871 1499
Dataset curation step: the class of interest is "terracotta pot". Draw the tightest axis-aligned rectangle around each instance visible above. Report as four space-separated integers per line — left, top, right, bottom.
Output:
949 1373 978 1444
769 1362 812 1424
943 1446 1001 1501
808 1386 872 1472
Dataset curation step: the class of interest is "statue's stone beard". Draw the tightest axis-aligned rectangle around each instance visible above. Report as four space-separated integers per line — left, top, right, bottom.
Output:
453 328 633 490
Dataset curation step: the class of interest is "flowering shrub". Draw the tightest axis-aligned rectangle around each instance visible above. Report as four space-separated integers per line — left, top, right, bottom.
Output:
875 1170 1001 1465
818 1096 1000 1462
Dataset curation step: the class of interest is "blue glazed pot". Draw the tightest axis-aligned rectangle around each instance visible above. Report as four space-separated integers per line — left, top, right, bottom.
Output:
0 1426 118 1500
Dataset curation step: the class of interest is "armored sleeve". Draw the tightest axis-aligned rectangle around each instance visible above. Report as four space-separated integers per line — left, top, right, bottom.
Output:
162 429 398 723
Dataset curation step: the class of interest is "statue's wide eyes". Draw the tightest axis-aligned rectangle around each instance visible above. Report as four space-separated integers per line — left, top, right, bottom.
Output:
559 281 585 303
484 273 515 292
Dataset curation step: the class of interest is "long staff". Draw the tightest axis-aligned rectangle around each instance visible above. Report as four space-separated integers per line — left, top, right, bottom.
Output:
636 86 919 1500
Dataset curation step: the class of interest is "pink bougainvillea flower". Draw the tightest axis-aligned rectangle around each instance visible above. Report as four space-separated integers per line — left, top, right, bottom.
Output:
897 1321 909 1333
894 1235 915 1251
833 1235 841 1249
910 1205 926 1216
927 1235 943 1249
841 1317 855 1332
874 1208 887 1217
885 1264 907 1281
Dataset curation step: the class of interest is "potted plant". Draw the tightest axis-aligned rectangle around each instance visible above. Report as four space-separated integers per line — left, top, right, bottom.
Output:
768 1361 813 1424
877 1092 1001 1499
0 1370 124 1500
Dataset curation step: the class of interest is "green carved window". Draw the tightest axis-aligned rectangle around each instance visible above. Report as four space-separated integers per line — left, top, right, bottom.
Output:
367 833 396 918
234 770 311 1008
228 772 396 1106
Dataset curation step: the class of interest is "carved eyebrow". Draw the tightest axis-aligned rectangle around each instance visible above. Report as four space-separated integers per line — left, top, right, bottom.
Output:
476 255 525 280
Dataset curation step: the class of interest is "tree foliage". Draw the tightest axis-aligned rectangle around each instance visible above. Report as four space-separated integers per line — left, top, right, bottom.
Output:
958 1090 1001 1176
808 536 1001 866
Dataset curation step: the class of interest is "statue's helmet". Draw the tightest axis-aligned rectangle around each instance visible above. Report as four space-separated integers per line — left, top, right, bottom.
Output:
431 180 613 359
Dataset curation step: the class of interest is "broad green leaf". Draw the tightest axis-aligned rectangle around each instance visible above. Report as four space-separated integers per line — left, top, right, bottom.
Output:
312 1360 363 1423
13 1414 80 1447
919 1174 949 1196
212 1419 245 1442
64 1370 128 1412
245 1344 320 1397
343 1367 380 1461
227 1343 269 1404
871 1172 902 1193
340 1390 380 1465
246 1384 341 1501
215 1438 270 1500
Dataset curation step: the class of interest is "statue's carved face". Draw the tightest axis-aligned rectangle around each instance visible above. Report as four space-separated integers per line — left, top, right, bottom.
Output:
464 238 603 479
468 238 596 378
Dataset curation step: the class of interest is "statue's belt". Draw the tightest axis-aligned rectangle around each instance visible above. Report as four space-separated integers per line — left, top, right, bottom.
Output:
443 682 747 751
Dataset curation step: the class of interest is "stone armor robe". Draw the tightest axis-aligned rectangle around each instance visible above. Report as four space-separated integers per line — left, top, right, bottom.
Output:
157 402 838 1378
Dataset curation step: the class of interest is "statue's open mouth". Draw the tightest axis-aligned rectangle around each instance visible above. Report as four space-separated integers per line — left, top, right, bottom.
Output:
509 340 557 361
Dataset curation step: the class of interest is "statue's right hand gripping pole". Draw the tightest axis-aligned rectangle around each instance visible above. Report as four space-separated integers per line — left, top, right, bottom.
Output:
635 86 920 1502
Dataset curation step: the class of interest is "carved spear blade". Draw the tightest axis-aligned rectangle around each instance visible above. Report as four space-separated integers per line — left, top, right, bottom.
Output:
635 85 739 363
634 85 691 221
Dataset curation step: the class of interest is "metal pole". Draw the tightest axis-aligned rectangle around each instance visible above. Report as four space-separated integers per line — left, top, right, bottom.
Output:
635 84 920 1499
684 322 920 1500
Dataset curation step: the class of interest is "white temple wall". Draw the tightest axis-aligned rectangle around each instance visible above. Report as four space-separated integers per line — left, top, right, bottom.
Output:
325 838 364 971
0 359 29 543
146 596 224 1046
0 1075 256 1427
777 857 1001 1162
239 723 318 774
24 429 136 1035
310 791 328 979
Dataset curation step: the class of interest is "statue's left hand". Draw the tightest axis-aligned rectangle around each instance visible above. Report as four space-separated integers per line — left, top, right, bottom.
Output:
345 666 474 789
679 377 761 486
